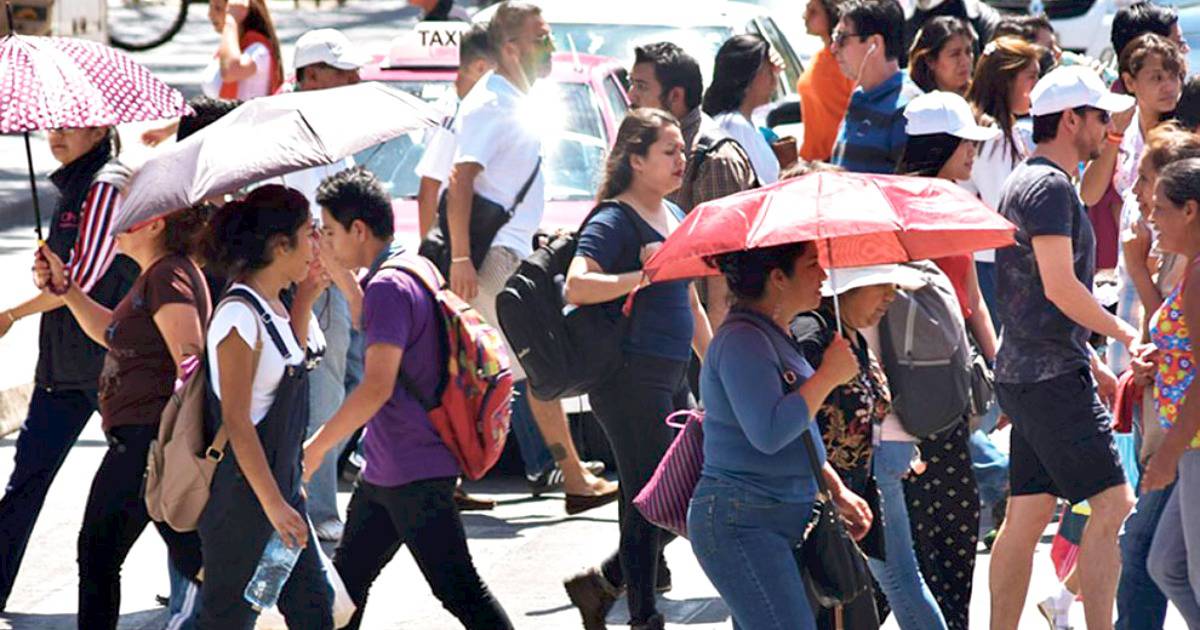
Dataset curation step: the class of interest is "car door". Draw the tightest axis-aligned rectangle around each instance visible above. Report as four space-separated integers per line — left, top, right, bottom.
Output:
748 16 803 98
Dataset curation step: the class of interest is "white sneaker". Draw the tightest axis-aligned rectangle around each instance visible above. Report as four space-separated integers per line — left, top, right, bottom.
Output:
314 519 345 543
1036 596 1072 630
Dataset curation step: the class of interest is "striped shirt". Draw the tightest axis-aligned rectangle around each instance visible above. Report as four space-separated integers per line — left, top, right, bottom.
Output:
831 71 923 175
67 181 120 294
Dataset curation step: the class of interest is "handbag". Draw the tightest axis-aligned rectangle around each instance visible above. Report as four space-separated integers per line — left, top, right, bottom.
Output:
796 429 874 609
419 157 542 276
633 409 705 538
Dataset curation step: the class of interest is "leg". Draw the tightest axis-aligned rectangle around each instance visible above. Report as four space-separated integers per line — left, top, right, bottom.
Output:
1116 483 1172 630
331 483 404 630
194 471 274 630
76 426 159 629
1148 481 1200 625
509 382 553 479
867 441 947 630
396 478 514 630
276 528 334 630
0 388 95 608
989 493 1058 630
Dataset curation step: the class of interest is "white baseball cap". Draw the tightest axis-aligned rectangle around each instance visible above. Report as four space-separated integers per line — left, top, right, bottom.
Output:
294 29 368 71
904 91 1000 142
821 264 928 297
1029 65 1135 117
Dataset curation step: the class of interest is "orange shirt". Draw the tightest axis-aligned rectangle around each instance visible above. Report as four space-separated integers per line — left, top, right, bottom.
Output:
797 46 855 162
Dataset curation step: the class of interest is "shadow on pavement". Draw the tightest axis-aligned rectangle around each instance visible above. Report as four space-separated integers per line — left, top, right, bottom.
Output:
461 512 618 539
0 607 165 630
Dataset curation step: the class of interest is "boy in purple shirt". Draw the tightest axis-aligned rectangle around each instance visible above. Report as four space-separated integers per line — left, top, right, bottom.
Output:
303 167 512 630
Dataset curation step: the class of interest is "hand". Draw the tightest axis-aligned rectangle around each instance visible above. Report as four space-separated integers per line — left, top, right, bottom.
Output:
1093 360 1119 410
1112 106 1136 136
302 439 327 485
995 413 1012 432
1142 442 1183 492
819 335 859 385
450 259 478 301
34 245 66 293
295 256 330 307
639 242 662 265
263 498 308 549
1116 320 1141 351
141 125 174 147
832 487 873 541
225 0 249 23
1122 219 1153 270
1131 344 1160 386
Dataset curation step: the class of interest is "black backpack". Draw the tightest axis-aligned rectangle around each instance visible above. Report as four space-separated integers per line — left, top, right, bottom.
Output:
495 201 649 401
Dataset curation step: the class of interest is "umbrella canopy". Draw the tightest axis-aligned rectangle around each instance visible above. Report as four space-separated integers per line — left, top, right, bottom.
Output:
644 171 1017 282
0 33 190 132
115 81 440 233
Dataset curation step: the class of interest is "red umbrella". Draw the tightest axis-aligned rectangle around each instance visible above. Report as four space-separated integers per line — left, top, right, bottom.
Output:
644 171 1017 282
1 4 191 238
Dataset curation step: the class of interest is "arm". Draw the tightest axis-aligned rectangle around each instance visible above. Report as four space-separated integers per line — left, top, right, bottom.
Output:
1033 235 1139 348
59 282 114 348
1142 262 1200 491
1080 140 1120 206
690 284 712 360
215 3 259 83
303 342 401 479
215 331 308 547
563 255 643 306
445 162 482 299
417 176 442 238
153 304 205 375
1124 220 1164 317
0 292 63 337
963 263 998 361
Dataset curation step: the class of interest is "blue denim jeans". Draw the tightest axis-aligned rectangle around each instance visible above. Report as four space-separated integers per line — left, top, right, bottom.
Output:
869 441 948 630
305 286 352 526
688 477 816 630
510 382 553 478
167 561 199 629
1117 481 1172 630
969 429 1009 507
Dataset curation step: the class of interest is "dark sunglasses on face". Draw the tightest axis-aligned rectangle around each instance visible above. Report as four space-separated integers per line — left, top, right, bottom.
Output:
832 29 867 48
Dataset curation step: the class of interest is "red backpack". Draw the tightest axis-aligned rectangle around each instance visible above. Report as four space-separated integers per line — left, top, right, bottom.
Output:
381 255 513 480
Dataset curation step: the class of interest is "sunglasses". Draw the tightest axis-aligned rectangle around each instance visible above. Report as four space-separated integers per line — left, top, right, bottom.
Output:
1074 106 1111 125
832 29 867 48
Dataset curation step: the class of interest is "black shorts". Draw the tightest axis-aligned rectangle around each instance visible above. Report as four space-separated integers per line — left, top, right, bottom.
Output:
996 368 1128 504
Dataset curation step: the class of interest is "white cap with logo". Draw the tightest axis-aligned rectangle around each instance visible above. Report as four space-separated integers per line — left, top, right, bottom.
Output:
294 29 368 72
1029 66 1135 117
904 91 1000 141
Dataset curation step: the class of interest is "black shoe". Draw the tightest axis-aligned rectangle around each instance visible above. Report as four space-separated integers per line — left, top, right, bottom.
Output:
564 568 619 630
656 562 672 593
631 614 665 630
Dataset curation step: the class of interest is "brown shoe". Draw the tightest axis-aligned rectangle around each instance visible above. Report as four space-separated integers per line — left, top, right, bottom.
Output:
453 487 496 511
565 484 620 515
564 568 619 630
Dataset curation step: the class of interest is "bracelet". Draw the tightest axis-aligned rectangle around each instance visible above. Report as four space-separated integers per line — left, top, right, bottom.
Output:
451 257 471 264
48 276 72 297
1106 132 1125 145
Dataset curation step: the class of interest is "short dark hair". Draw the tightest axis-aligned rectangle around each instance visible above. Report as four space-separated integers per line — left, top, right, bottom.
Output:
1031 105 1096 144
633 42 704 112
1177 75 1200 130
992 14 1053 43
177 96 242 141
702 34 769 116
896 132 964 177
1156 157 1200 207
1118 32 1185 81
842 0 907 62
1111 1 1179 59
316 166 394 239
460 23 492 67
713 242 812 301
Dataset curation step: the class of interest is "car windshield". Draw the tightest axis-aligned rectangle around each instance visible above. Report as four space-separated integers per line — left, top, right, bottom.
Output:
552 24 732 81
355 79 608 201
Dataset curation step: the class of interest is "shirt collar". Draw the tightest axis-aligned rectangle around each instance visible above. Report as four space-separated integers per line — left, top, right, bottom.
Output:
856 70 904 100
361 241 406 287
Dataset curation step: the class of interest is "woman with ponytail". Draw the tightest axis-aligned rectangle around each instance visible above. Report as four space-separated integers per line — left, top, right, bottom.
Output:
562 109 711 630
35 205 209 629
194 185 333 628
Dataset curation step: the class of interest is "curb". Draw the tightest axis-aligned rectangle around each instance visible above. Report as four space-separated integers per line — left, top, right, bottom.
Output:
0 383 31 438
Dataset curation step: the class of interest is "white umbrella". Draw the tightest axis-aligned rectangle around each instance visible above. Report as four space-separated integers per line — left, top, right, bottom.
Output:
115 81 439 233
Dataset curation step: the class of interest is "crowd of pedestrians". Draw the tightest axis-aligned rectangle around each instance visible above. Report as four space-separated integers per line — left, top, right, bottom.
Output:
5 0 1200 628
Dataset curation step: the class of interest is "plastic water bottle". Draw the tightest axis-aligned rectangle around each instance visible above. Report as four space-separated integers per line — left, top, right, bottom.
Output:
243 532 303 610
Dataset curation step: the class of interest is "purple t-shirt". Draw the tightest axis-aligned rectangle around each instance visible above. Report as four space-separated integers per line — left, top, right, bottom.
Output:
359 267 459 487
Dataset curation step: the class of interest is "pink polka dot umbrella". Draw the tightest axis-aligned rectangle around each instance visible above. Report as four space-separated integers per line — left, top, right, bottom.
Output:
1 3 190 239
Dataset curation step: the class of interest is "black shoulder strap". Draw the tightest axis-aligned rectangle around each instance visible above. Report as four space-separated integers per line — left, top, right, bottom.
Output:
223 288 292 360
728 312 830 492
507 156 544 213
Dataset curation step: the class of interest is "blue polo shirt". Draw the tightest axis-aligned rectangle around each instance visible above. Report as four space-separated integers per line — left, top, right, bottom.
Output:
831 71 923 174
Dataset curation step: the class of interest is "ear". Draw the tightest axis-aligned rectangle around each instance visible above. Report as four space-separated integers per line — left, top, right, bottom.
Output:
667 86 687 113
1121 71 1136 96
629 152 646 173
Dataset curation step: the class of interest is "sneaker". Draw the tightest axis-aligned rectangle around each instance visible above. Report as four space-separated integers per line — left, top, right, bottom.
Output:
314 519 345 543
528 461 610 496
1037 595 1072 630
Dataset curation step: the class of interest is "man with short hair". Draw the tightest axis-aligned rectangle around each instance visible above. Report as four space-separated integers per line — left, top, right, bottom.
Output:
989 66 1139 630
445 1 618 509
627 41 756 328
1111 1 1188 61
830 0 923 174
283 26 367 542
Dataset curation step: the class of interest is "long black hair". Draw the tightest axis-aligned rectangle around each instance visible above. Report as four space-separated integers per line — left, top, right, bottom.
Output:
203 185 309 277
702 34 769 117
712 242 812 301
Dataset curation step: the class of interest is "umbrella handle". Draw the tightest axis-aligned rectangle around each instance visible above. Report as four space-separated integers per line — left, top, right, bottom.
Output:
22 132 43 242
825 238 843 337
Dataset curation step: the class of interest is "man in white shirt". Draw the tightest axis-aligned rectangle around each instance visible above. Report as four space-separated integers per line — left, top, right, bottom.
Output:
283 28 367 542
445 1 618 507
